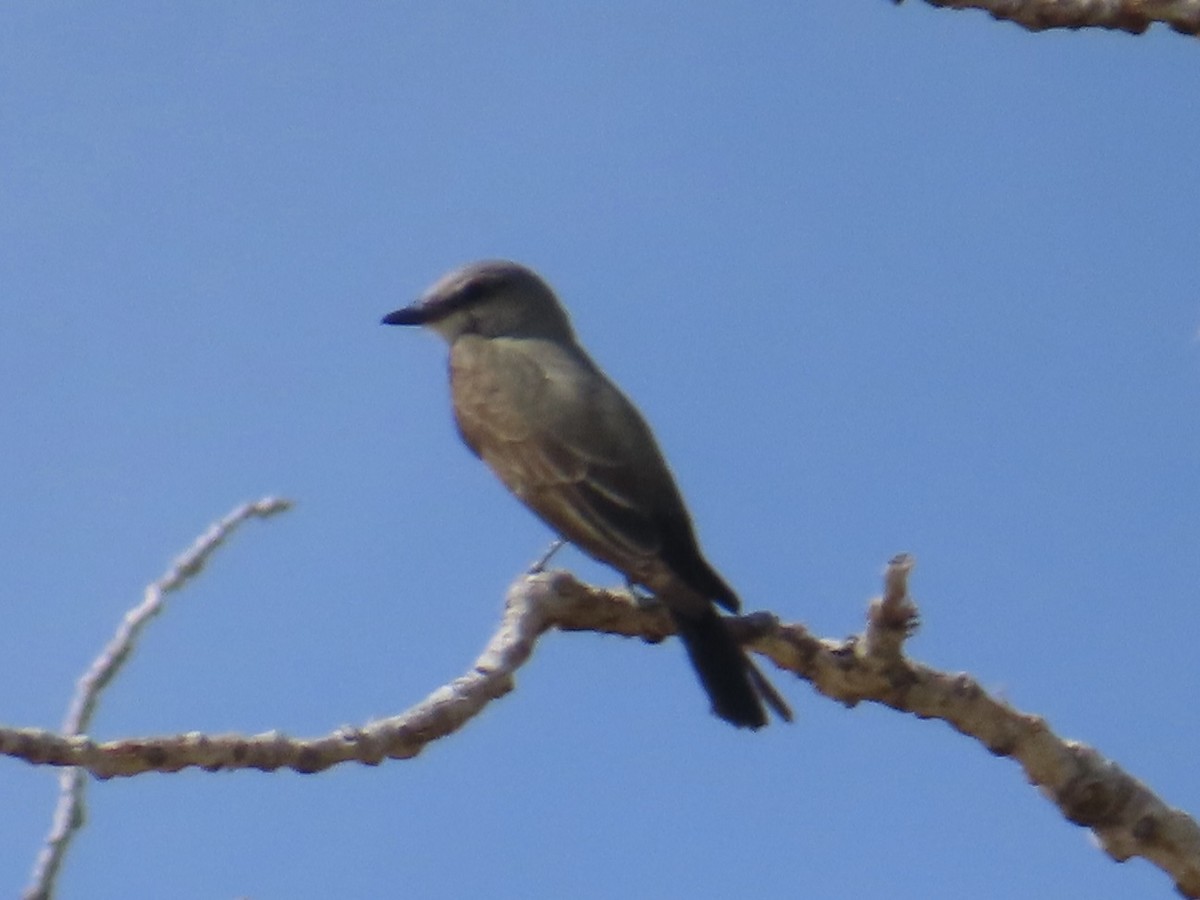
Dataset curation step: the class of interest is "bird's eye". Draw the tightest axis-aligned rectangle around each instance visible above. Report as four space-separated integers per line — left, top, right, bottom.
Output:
456 283 484 307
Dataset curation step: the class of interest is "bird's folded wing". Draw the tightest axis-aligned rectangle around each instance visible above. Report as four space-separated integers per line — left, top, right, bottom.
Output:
451 337 665 568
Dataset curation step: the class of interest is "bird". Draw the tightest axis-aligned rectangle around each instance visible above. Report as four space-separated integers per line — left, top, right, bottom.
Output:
382 260 791 729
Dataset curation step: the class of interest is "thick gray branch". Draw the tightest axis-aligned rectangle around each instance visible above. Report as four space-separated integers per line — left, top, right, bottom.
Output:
5 554 1197 896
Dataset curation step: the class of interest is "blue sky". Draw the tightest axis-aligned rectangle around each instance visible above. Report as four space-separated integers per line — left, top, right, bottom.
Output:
2 3 1198 898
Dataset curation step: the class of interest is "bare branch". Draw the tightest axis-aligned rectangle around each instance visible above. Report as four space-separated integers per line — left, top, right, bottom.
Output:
751 561 1200 899
6 553 1198 896
899 0 1200 36
22 496 292 900
3 570 560 780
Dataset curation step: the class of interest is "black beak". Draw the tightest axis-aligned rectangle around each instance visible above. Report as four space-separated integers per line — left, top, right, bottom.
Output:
381 302 429 326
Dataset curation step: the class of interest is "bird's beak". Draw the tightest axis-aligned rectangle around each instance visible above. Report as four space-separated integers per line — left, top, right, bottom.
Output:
381 301 430 326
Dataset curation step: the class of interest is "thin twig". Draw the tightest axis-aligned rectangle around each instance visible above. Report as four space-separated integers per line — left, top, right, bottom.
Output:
22 496 292 900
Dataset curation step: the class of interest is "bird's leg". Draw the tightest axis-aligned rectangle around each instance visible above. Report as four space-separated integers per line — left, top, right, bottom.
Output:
624 578 660 610
527 539 566 574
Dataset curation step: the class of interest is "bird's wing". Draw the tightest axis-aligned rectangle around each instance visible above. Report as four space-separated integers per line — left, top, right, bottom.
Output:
450 335 673 571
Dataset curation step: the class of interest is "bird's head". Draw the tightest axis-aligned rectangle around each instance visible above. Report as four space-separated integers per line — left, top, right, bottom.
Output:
383 260 575 343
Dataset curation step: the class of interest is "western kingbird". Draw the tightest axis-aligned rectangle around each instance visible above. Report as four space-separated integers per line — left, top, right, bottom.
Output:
383 260 791 729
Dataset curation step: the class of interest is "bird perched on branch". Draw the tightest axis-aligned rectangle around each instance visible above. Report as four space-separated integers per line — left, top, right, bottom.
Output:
382 260 791 729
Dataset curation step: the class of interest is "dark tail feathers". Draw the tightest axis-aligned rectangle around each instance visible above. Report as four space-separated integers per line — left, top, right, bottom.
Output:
672 607 793 729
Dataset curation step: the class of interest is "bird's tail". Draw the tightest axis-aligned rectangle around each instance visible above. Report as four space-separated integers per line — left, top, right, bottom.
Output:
671 606 793 729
